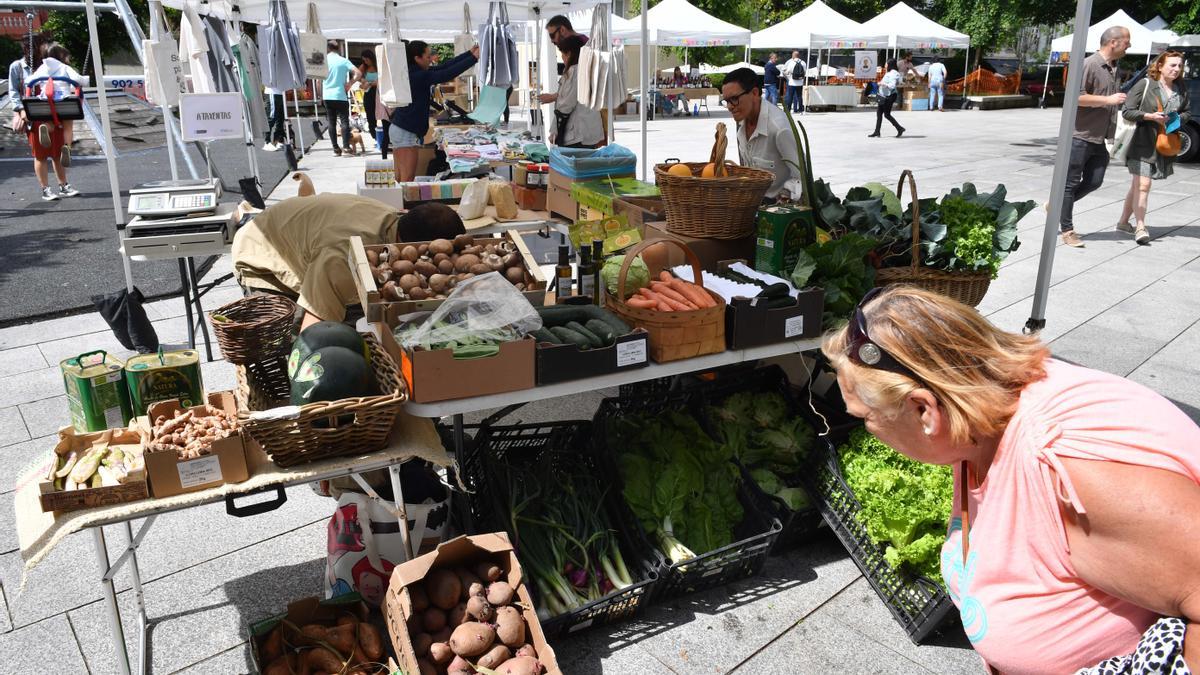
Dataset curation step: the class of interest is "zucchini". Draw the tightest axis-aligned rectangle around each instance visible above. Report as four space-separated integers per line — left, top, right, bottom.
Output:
567 321 604 349
756 283 791 299
724 269 767 287
538 304 631 335
453 344 501 359
584 319 616 346
532 328 562 344
550 326 591 350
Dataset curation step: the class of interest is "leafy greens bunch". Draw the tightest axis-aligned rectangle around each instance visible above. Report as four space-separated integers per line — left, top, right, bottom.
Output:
837 427 953 584
917 184 1035 279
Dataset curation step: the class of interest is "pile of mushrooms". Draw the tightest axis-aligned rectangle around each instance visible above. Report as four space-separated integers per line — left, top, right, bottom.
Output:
369 235 529 302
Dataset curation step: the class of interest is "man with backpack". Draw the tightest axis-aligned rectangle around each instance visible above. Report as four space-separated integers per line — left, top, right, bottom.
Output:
782 50 807 114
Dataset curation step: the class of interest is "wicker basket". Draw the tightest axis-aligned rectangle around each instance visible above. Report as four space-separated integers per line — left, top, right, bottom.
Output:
605 239 726 363
234 355 290 411
210 295 297 364
654 161 774 239
874 170 991 307
238 333 406 467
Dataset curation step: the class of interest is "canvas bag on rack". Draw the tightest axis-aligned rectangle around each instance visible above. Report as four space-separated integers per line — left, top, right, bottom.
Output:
298 3 327 80
477 1 519 89
324 489 451 606
143 5 185 106
454 3 476 64
377 11 412 108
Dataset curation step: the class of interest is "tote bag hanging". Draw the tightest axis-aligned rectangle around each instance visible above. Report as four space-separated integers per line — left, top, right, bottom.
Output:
1110 109 1136 163
143 5 185 106
477 1 519 89
259 0 304 91
454 3 476 57
298 2 327 80
377 11 412 108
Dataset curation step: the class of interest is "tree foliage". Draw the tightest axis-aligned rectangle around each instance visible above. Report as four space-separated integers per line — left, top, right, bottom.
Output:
40 0 149 78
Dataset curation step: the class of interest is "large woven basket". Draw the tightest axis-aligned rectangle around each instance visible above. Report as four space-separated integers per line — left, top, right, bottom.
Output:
210 295 296 364
605 239 726 363
654 161 774 239
874 170 991 307
234 355 290 411
238 332 406 467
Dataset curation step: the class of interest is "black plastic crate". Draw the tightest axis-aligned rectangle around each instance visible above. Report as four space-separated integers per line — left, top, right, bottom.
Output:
592 390 782 600
802 431 958 644
457 422 661 639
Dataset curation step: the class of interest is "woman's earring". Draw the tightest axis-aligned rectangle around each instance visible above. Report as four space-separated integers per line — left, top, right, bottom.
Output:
923 428 932 436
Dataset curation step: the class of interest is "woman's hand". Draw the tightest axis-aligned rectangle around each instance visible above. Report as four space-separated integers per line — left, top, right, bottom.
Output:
538 93 557 104
1144 111 1167 123
470 45 480 59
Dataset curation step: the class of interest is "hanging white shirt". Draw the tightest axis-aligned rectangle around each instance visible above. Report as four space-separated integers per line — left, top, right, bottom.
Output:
179 3 216 94
736 101 804 199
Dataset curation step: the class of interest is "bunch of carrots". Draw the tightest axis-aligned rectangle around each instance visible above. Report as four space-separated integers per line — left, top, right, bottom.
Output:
625 272 718 311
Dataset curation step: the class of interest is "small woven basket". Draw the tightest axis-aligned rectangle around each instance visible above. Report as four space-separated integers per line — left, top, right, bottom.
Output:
874 170 991 307
654 161 774 239
234 355 291 411
605 239 726 363
210 295 296 365
238 333 406 467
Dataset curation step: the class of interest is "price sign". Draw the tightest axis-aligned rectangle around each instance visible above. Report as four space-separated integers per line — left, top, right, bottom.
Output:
179 93 245 141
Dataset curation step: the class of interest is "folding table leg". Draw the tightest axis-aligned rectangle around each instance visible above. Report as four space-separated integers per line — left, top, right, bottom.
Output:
185 257 214 361
179 259 195 350
388 465 413 561
123 521 150 675
93 527 133 675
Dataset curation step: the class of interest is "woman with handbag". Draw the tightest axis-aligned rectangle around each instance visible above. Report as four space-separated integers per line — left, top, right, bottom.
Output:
388 40 478 182
1116 51 1190 246
538 35 604 148
868 58 905 138
354 49 381 150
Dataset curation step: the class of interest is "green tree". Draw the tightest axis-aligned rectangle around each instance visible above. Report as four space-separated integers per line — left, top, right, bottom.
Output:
41 0 149 78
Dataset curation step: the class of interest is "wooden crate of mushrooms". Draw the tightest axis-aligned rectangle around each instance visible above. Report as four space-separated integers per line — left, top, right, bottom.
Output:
350 232 548 324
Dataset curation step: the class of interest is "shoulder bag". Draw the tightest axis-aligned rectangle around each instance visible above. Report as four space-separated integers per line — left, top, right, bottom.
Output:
1154 84 1182 157
298 2 327 80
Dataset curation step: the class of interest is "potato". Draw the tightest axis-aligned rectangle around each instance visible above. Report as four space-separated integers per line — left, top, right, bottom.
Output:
300 623 328 642
478 644 512 670
393 260 416 277
410 584 431 613
429 239 455 256
494 606 525 648
469 263 492 275
429 641 454 665
448 602 468 627
515 644 537 659
458 568 483 599
453 234 474 250
466 594 494 622
450 622 496 658
432 626 452 644
302 646 345 674
447 655 475 674
413 632 433 657
437 258 455 275
496 655 542 675
366 249 380 266
504 267 525 285
486 582 514 607
418 243 430 256
474 563 503 583
455 254 481 273
263 653 299 675
399 274 421 293
415 260 438 278
261 626 284 663
413 658 436 675
336 614 358 628
358 622 385 660
324 623 357 654
467 582 485 598
423 607 448 633
427 569 462 610
401 245 420 262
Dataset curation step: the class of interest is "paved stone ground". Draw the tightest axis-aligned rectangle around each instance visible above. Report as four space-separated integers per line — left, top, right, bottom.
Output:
0 104 1197 674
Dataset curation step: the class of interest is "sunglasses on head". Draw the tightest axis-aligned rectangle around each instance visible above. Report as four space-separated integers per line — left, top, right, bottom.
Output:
846 287 924 385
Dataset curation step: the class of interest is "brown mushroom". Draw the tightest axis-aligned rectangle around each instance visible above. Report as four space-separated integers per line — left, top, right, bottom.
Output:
455 254 481 273
401 245 420 263
453 234 474 250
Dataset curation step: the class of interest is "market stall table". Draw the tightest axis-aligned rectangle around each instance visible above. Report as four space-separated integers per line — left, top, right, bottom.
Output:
13 414 449 675
805 84 859 109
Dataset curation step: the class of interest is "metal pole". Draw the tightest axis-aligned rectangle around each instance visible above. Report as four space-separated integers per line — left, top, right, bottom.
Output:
639 6 648 181
295 84 307 152
148 0 179 181
1025 0 1094 333
963 44 970 98
387 465 414 560
1041 61 1051 107
605 5 614 143
122 521 150 675
93 527 132 675
85 0 134 294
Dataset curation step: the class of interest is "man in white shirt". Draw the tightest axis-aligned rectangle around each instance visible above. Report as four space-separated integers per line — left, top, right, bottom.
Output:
926 55 948 112
721 68 804 200
781 50 806 114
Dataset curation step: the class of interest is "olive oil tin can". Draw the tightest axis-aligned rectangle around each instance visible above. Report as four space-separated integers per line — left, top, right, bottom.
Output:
125 349 204 418
61 350 133 433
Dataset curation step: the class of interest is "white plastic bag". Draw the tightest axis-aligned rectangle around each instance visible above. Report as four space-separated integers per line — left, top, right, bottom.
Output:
458 178 490 220
299 3 327 80
397 272 541 351
143 38 185 106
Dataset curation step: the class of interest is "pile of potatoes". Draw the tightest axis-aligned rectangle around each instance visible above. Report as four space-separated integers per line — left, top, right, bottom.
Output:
406 562 547 675
258 604 388 675
369 235 530 303
148 406 236 460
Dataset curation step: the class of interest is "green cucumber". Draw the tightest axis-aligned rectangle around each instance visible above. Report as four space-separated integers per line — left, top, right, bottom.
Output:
538 305 631 335
567 321 604 348
452 344 501 359
550 326 591 350
532 328 562 344
756 283 791 299
584 319 616 346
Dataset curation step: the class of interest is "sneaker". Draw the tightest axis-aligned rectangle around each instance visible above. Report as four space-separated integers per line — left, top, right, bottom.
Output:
1134 225 1150 245
38 124 51 149
262 142 280 152
41 186 59 201
1116 220 1135 234
333 147 342 156
1061 230 1085 248
58 183 79 198
59 145 71 168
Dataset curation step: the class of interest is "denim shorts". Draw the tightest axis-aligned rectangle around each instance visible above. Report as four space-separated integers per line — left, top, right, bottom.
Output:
388 125 422 148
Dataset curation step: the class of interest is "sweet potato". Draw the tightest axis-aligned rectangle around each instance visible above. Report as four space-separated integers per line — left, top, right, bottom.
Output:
432 626 452 644
358 622 385 661
496 656 542 675
485 582 514 607
263 653 299 675
494 606 525 648
449 622 496 658
261 625 284 663
302 646 345 674
429 641 454 665
447 655 476 674
337 613 359 628
413 632 433 658
427 569 463 610
409 584 431 613
324 623 357 655
477 644 512 670
466 594 494 622
300 623 328 643
423 607 448 633
474 562 503 583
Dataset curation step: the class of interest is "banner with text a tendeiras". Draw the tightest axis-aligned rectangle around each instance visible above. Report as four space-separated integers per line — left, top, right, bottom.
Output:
180 93 246 142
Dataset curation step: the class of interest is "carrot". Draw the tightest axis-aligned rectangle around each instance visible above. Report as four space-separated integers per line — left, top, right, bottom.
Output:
649 282 693 307
659 271 674 283
669 278 716 308
637 288 683 312
626 297 657 309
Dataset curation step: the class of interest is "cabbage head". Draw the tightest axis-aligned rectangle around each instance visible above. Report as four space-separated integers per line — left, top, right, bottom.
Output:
602 255 650 299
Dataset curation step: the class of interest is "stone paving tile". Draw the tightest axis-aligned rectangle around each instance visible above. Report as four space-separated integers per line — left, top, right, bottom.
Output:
1127 358 1200 424
0 345 50 379
0 313 112 351
0 406 30 448
0 495 18 556
18 396 70 441
1049 324 1170 378
0 365 67 409
0 615 87 672
170 642 255 674
0 581 12 632
0 434 57 492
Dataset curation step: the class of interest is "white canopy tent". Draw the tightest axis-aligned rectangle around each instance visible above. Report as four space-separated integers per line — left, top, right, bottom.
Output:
1050 10 1165 56
858 2 970 49
699 61 762 75
749 0 887 50
612 0 751 47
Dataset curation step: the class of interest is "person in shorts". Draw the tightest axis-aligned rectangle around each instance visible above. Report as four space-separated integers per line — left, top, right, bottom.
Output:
387 41 478 182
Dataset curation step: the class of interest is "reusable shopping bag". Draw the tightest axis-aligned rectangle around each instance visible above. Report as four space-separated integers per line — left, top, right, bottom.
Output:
477 1 519 89
377 9 412 108
298 2 327 80
142 5 185 106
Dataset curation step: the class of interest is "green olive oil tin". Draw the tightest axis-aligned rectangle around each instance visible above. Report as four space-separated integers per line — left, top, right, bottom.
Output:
61 350 133 433
125 349 204 418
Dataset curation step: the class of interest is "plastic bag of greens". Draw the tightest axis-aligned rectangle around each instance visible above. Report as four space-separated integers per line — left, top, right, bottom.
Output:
395 272 541 357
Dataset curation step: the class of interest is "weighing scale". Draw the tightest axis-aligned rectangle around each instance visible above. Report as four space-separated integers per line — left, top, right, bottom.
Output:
127 178 222 218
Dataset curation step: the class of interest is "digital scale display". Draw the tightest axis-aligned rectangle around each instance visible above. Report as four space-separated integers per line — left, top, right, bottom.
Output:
127 179 221 217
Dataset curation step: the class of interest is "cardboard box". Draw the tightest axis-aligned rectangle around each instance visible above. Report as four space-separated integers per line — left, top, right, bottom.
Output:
513 183 547 212
38 426 148 513
613 195 666 230
535 306 651 385
513 162 550 188
247 593 372 674
389 333 536 404
642 222 758 272
547 168 635 221
139 392 258 498
569 177 660 216
356 180 405 209
384 533 562 675
754 204 815 276
350 232 548 324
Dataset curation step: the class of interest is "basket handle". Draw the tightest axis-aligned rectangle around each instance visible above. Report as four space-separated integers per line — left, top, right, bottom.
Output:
895 169 921 272
615 238 706 302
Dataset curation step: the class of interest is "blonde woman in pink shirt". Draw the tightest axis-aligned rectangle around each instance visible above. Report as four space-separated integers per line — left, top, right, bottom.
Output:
822 286 1200 674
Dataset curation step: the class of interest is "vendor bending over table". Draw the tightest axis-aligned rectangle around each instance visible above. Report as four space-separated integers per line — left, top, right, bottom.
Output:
232 194 465 330
721 68 804 202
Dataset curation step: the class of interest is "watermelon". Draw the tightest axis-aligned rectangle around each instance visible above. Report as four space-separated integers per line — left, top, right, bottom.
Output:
289 345 379 407
288 322 369 379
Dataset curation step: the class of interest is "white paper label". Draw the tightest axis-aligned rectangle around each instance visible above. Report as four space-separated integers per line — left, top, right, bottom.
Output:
616 339 647 367
757 237 775 249
176 454 222 488
784 315 805 338
104 371 122 384
104 406 124 429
